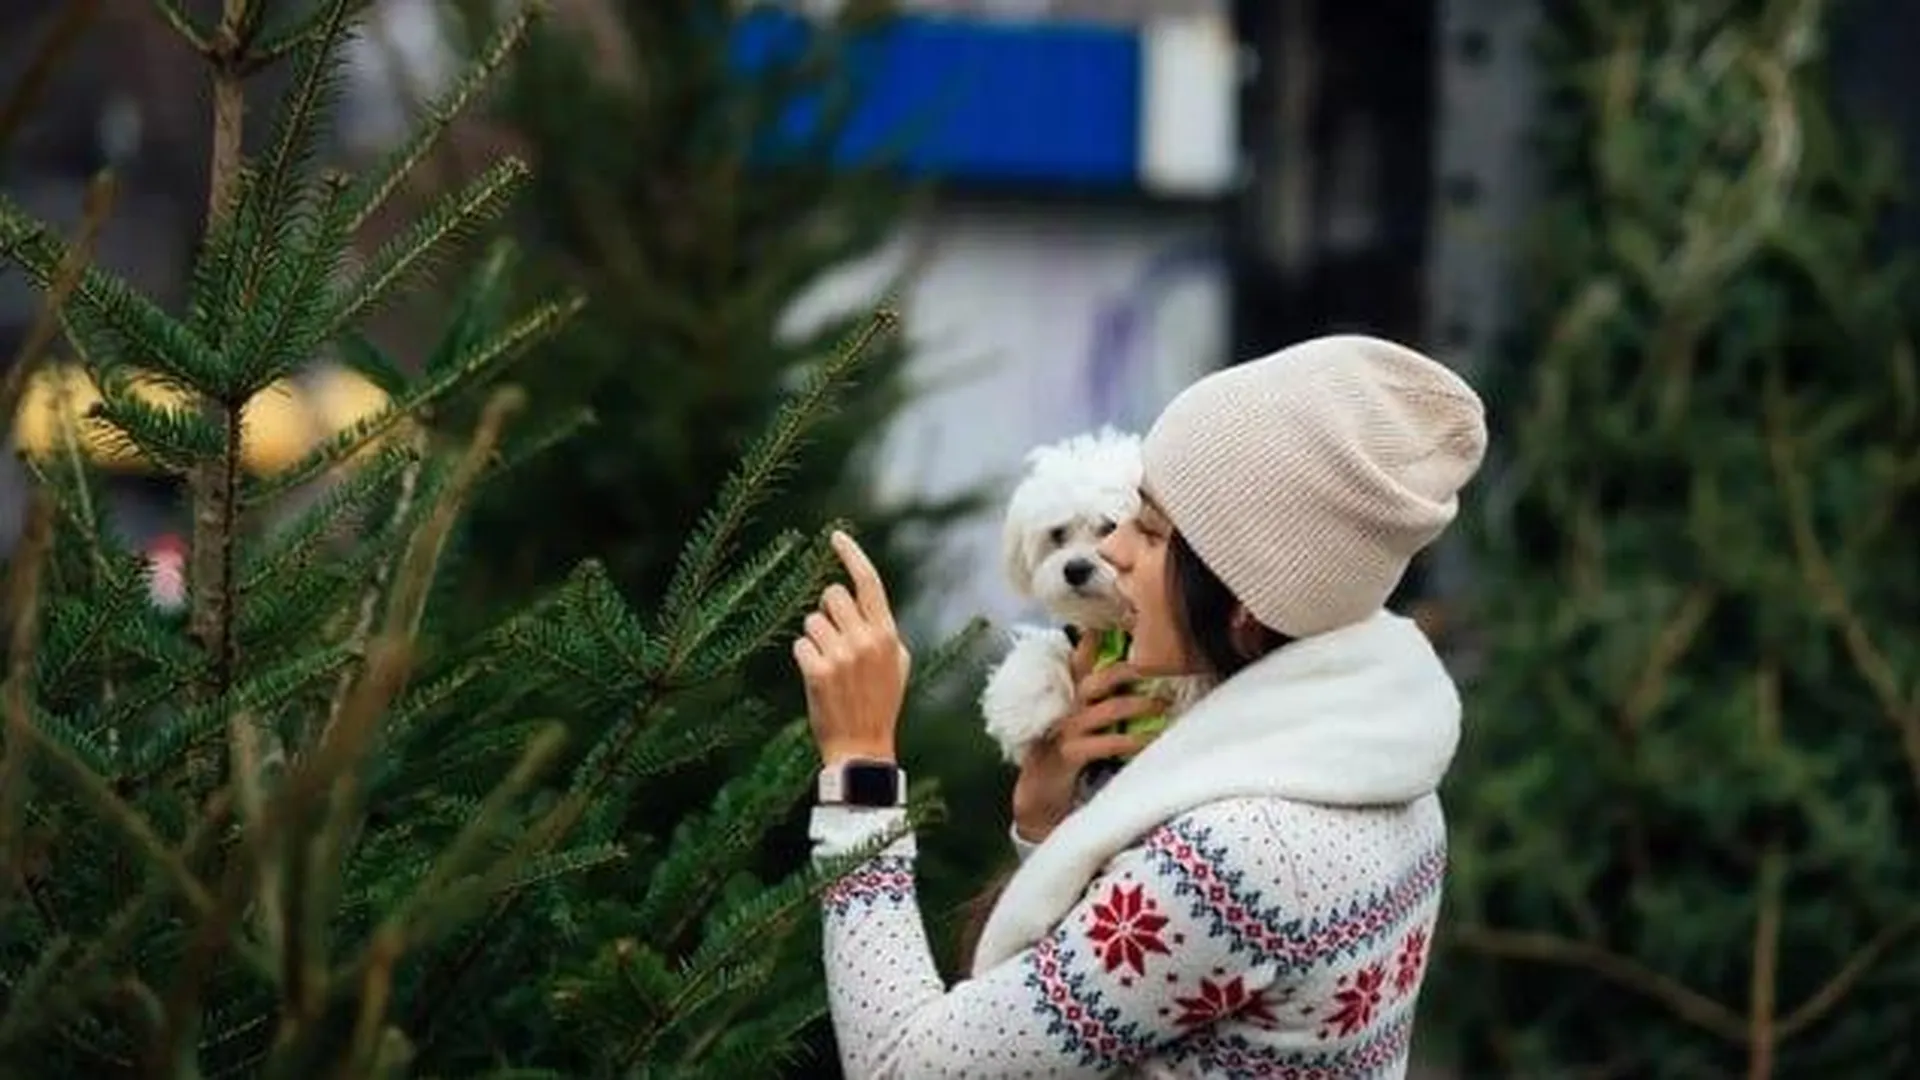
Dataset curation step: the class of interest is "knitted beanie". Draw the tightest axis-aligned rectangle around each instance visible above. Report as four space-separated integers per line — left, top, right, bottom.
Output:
1142 334 1487 638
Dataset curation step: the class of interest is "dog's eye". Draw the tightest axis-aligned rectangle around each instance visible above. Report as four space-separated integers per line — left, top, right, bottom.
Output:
1047 526 1068 546
1096 520 1117 537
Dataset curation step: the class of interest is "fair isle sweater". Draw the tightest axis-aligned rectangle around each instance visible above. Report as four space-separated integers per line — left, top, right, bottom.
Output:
812 795 1443 1077
810 611 1461 1078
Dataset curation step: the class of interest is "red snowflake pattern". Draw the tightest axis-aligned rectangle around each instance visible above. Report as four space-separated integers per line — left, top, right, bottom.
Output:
1393 925 1430 997
1083 882 1171 977
1319 961 1387 1039
1170 974 1281 1030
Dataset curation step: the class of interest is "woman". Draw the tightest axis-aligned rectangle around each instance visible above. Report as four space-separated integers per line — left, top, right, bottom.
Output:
794 334 1487 1077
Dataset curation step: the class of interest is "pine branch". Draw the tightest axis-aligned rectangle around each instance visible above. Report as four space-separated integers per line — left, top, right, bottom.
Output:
1746 664 1785 1080
0 196 224 390
906 615 991 695
482 405 595 479
222 168 359 392
243 294 583 504
620 799 931 1069
228 712 286 977
9 713 227 943
124 645 357 783
677 990 827 1077
1452 906 1920 1052
1762 364 1920 802
149 0 210 54
1449 925 1751 1043
363 723 567 951
231 0 358 312
243 0 377 72
340 923 406 1078
259 637 416 1049
671 528 822 680
657 305 900 663
1771 910 1920 1041
15 418 108 592
271 390 529 1049
322 441 426 741
332 329 412 396
585 699 772 808
494 563 658 705
330 156 532 336
344 0 545 234
235 441 418 593
0 790 231 1055
402 664 695 1042
632 722 816 948
0 179 113 875
412 303 917 1063
377 385 524 655
0 496 54 908
156 614 421 1070
199 0 258 225
82 378 224 471
0 170 114 430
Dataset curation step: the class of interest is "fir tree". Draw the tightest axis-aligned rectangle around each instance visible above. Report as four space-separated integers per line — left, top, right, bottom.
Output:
1434 1 1920 1075
0 2 951 1075
426 0 1007 1006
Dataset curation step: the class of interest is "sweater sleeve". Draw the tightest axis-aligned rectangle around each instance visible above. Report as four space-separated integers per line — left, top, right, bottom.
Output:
810 803 1286 1078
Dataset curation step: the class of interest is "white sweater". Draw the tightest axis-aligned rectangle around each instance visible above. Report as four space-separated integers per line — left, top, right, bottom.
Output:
811 611 1460 1078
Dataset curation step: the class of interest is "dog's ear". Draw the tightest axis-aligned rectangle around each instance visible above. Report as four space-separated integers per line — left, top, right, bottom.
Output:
1000 509 1037 598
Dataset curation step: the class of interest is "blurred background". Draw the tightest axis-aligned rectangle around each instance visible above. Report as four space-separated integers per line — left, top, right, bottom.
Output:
5 0 1918 1075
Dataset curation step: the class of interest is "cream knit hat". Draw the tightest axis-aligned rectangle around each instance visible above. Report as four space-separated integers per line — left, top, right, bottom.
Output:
1141 334 1487 638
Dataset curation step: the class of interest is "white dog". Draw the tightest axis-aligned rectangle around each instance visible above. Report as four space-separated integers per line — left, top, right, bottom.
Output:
978 427 1206 767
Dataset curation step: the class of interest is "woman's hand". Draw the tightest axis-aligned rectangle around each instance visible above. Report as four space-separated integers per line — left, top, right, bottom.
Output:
1010 633 1165 844
793 531 912 767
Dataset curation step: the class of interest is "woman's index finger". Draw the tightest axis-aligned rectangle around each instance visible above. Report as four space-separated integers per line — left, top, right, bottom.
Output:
829 530 892 622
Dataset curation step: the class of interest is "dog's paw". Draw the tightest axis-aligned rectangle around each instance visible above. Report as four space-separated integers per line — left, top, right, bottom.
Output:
979 627 1076 765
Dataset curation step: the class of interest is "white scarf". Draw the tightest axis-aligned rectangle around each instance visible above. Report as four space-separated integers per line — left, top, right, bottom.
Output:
970 610 1462 975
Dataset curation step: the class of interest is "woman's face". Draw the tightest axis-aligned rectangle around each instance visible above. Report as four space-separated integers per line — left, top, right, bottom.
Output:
1097 493 1196 677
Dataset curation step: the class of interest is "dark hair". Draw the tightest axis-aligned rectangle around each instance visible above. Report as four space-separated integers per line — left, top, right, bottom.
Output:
1168 530 1292 676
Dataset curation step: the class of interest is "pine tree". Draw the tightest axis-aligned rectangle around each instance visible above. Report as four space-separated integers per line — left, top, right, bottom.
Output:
425 0 1007 1004
0 2 949 1075
1433 1 1920 1075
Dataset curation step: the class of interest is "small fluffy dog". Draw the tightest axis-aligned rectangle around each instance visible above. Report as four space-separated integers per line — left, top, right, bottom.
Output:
979 427 1207 767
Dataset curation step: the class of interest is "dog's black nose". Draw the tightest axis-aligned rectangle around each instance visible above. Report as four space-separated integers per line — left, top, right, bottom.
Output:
1064 558 1095 587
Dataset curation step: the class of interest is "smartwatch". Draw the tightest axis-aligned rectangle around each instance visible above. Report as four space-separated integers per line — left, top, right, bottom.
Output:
818 759 907 808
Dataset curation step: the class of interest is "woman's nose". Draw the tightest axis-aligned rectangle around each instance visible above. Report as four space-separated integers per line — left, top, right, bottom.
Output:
1097 530 1128 569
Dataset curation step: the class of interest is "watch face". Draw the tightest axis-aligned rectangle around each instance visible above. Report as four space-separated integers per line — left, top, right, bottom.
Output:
844 764 899 806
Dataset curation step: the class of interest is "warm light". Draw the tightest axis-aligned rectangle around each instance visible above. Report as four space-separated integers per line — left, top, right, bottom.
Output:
308 365 398 460
12 366 103 461
238 379 319 476
11 365 398 478
10 365 195 471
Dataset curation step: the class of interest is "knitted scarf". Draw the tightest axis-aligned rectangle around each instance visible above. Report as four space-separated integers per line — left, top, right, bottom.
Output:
969 609 1462 975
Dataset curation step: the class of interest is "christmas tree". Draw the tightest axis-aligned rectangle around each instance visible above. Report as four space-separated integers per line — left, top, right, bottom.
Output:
1434 1 1920 1075
426 0 1006 1004
0 2 944 1074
